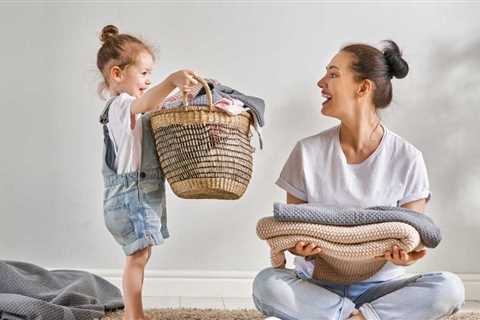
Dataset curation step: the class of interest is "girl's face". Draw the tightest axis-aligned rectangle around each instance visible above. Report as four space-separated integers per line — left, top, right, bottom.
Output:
317 51 362 120
112 50 153 98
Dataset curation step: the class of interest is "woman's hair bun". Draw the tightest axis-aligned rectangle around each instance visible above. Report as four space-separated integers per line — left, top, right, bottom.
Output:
100 25 119 43
383 40 409 79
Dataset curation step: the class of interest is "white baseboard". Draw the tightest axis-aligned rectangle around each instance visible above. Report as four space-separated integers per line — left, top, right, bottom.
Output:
86 269 257 298
80 269 480 301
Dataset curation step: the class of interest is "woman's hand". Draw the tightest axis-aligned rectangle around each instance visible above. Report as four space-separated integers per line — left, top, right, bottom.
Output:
377 245 427 266
167 69 198 93
288 241 322 257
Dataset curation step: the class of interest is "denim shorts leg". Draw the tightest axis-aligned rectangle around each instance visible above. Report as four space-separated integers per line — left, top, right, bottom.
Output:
103 174 169 256
137 175 170 248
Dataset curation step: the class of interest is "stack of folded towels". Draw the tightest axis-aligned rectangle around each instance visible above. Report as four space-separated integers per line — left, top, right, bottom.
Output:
256 203 442 283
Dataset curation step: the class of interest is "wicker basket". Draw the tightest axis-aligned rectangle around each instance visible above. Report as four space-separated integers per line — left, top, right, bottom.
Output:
150 76 254 200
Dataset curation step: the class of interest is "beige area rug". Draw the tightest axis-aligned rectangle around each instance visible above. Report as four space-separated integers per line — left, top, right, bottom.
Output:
102 308 480 320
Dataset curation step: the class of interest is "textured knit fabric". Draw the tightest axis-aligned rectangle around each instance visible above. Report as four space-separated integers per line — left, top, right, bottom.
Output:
0 260 123 320
274 203 442 248
256 217 423 283
275 125 432 282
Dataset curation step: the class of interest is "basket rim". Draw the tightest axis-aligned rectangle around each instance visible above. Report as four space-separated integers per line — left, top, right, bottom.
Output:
151 105 252 120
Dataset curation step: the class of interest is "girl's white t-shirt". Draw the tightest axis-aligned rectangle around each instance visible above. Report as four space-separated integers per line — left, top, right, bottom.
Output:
275 124 431 282
107 93 143 174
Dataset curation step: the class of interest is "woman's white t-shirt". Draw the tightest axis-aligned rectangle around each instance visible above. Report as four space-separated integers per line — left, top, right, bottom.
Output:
107 93 143 174
275 124 431 282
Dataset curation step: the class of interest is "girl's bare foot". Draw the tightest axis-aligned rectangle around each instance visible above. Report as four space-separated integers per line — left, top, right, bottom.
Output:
122 314 151 320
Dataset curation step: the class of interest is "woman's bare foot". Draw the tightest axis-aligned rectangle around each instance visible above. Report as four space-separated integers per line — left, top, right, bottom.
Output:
347 313 366 320
347 309 366 320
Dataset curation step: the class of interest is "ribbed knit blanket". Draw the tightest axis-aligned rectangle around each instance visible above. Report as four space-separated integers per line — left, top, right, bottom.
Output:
274 203 442 247
257 205 441 283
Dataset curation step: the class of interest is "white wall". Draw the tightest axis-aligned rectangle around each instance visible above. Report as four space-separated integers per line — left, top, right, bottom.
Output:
1 2 479 285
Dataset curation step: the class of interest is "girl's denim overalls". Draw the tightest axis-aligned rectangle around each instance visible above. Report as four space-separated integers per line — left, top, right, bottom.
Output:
100 97 169 255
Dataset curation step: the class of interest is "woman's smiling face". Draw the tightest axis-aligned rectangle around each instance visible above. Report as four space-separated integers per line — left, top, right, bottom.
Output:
317 51 362 119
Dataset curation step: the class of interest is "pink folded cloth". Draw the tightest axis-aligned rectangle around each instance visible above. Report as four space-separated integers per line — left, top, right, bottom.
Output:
214 97 245 115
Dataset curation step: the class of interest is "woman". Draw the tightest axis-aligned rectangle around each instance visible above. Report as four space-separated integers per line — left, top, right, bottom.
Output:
253 40 465 320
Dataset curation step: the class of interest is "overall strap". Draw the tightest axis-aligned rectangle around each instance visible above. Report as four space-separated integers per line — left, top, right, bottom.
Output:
100 96 118 172
99 96 117 125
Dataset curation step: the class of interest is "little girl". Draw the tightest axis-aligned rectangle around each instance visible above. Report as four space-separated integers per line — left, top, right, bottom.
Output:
96 25 197 320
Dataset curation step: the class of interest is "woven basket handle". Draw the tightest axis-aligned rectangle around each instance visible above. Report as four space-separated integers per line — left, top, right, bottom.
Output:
181 75 214 111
